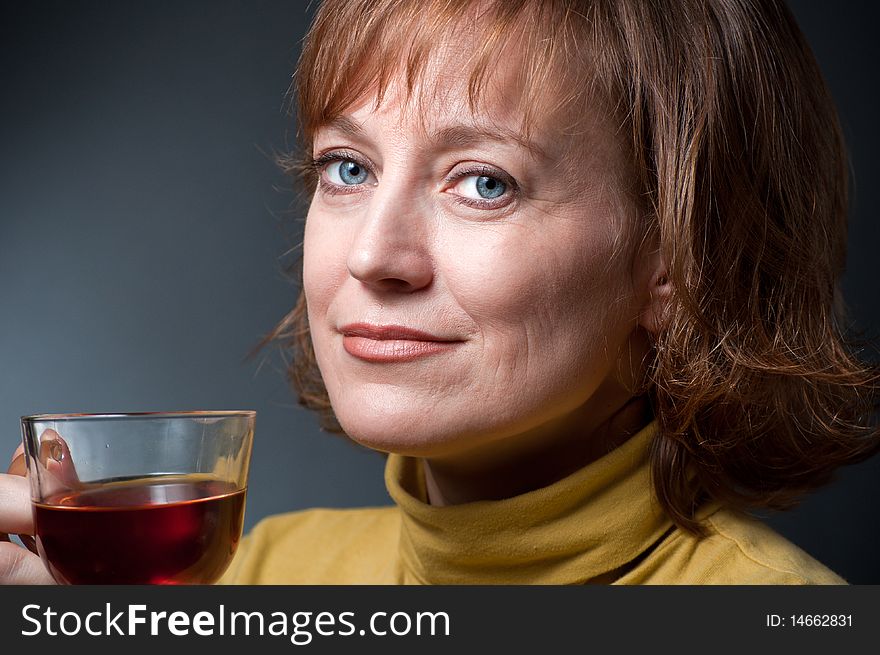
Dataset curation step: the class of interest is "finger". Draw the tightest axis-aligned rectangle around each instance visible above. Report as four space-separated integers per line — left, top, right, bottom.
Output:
9 443 24 466
0 474 34 536
4 452 39 553
11 432 79 556
0 542 54 584
38 429 81 487
7 451 25 477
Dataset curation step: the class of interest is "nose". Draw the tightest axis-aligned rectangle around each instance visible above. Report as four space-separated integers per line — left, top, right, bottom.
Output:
346 181 434 293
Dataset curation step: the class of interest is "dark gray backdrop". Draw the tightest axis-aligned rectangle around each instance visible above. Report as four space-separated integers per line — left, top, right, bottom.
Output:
2 1 878 583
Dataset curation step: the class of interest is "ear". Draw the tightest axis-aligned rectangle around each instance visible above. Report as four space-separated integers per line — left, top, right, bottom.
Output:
636 241 672 335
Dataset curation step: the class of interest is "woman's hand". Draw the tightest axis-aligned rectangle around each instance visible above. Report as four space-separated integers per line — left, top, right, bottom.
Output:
0 445 55 584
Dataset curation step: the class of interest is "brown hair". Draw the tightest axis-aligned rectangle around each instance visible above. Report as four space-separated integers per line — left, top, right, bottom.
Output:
267 0 880 534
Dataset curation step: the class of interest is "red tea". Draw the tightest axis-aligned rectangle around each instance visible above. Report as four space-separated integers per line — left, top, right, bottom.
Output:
33 476 246 585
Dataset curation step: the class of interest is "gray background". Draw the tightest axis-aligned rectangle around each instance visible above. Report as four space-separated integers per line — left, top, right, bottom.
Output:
2 1 878 582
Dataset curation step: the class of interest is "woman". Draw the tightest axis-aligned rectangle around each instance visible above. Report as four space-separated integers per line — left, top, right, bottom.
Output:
2 0 878 584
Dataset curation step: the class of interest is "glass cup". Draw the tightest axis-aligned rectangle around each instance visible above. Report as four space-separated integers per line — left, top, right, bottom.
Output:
20 411 255 585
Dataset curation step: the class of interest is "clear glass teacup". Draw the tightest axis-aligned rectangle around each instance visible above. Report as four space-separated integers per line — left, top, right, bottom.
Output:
20 411 254 585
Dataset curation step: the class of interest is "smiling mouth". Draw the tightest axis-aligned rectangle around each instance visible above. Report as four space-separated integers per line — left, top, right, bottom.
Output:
340 323 464 362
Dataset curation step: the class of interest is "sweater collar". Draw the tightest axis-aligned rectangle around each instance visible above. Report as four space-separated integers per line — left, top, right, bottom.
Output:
384 419 673 584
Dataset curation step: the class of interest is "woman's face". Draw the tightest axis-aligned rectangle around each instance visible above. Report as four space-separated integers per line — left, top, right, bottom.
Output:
303 49 660 459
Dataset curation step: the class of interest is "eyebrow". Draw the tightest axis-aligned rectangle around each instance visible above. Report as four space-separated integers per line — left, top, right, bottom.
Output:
319 115 549 161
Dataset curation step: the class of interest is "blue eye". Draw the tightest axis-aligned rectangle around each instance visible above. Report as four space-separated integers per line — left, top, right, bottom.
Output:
475 176 505 199
313 151 376 190
334 160 368 185
452 174 508 201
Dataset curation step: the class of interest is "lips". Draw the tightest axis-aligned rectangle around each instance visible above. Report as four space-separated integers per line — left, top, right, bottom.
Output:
339 323 463 362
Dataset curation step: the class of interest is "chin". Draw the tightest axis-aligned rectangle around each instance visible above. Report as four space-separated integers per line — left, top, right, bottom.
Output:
326 386 420 450
329 397 468 457
335 409 443 455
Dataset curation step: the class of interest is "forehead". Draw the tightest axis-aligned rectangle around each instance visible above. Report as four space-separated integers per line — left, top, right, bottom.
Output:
313 56 553 162
317 111 551 164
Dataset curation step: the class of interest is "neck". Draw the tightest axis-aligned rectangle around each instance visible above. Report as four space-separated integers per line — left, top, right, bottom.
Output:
422 384 653 506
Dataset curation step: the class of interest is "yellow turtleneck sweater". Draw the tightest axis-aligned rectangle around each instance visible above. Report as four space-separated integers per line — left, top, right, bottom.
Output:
219 420 846 584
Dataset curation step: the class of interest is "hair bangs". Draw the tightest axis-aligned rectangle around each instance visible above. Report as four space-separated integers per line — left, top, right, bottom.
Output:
293 0 611 153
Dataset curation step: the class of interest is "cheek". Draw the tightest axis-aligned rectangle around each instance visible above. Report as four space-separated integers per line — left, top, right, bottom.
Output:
442 220 628 365
303 206 349 314
410 219 634 442
302 206 353 396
